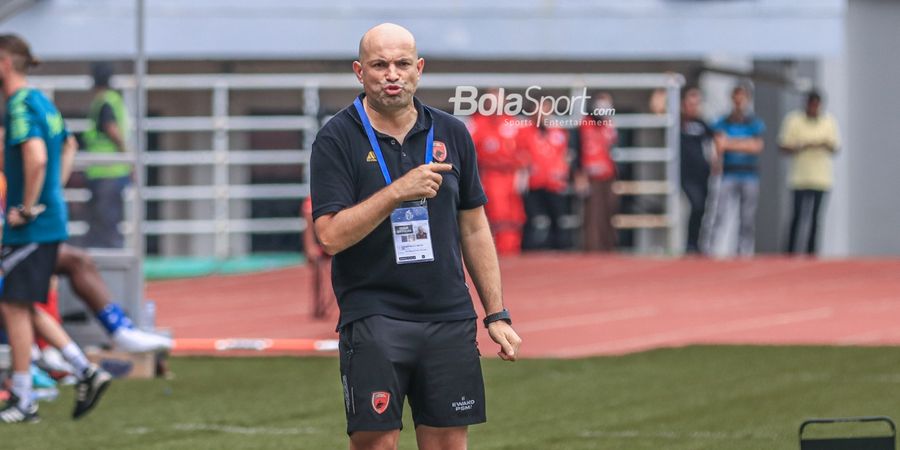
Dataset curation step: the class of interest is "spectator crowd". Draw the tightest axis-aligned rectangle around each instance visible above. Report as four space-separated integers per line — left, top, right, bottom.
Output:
464 83 839 258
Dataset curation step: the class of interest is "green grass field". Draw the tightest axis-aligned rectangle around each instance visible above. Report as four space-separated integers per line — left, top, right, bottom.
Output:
4 346 900 449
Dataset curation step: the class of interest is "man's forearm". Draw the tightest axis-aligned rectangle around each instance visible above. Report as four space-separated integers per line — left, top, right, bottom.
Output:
779 143 798 154
724 137 763 154
22 140 48 209
818 140 837 153
315 184 401 255
104 123 127 152
461 219 504 315
23 160 46 209
60 136 78 185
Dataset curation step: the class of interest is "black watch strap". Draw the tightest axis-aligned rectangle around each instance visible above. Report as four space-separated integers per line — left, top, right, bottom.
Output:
17 205 34 222
483 309 512 328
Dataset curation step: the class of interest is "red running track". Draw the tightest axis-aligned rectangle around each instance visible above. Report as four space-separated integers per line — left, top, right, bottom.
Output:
150 255 900 358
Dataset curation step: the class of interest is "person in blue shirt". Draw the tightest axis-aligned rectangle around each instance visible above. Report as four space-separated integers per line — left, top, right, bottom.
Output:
707 84 766 256
0 34 111 424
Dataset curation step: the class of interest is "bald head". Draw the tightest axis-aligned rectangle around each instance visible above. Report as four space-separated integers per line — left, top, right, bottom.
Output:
353 23 424 113
358 23 417 63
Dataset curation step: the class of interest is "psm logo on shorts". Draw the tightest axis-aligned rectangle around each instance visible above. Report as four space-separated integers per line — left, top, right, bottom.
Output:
371 391 391 415
432 141 448 162
451 396 476 412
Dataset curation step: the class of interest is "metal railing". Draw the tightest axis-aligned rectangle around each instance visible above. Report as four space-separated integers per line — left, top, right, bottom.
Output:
33 71 684 258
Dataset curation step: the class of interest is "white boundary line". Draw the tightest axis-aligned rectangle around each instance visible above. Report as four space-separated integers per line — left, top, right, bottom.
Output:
514 306 658 334
554 307 834 357
578 429 779 441
126 424 320 436
839 325 900 345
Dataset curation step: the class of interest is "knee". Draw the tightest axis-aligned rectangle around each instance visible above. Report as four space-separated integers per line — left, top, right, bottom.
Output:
416 426 468 450
0 302 34 317
57 246 96 274
72 248 97 271
350 430 399 450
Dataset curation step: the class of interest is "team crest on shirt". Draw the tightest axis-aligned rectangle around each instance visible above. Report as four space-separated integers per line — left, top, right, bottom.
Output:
371 391 391 415
366 151 377 162
432 141 448 162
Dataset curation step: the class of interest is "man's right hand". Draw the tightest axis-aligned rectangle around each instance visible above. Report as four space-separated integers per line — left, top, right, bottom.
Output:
390 163 453 202
7 204 45 227
488 321 522 362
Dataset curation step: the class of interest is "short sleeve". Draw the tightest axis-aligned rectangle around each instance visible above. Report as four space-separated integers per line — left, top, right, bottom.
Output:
827 115 841 148
777 114 795 147
97 103 116 132
752 118 766 136
711 117 726 134
7 97 41 146
457 127 488 210
310 131 355 220
702 121 713 139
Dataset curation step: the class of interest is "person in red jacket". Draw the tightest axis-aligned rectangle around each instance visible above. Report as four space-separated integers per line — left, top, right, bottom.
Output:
468 103 528 255
302 196 334 319
574 94 618 252
519 100 572 250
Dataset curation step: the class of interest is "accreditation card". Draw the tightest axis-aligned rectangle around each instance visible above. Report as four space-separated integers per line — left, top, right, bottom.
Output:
390 202 434 264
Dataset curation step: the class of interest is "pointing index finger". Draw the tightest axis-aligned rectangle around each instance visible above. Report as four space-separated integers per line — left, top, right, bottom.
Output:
427 162 454 172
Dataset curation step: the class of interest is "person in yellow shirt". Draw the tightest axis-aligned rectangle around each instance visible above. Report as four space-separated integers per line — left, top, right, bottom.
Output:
778 91 840 255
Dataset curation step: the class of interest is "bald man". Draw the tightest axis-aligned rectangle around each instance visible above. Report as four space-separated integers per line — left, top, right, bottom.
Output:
310 23 521 450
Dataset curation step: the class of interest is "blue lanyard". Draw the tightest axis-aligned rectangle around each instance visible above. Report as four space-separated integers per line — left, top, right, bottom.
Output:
353 97 433 185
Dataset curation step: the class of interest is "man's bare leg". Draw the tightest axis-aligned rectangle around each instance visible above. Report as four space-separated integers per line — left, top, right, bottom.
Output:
350 430 401 450
31 306 91 376
0 303 36 423
31 306 113 419
55 244 111 312
415 425 468 450
54 244 171 352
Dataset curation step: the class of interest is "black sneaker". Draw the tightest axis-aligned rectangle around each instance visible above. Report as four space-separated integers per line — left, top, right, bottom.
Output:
0 396 40 424
72 365 112 419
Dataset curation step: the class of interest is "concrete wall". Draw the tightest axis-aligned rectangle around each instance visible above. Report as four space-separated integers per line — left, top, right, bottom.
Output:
4 0 845 61
845 0 900 255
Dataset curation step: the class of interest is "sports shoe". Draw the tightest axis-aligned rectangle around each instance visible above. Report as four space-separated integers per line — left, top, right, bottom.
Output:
31 364 57 389
0 396 40 424
112 327 173 353
72 365 112 419
36 346 76 375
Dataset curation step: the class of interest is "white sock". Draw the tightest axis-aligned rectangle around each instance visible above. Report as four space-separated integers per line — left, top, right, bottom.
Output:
11 372 33 409
61 342 91 377
30 344 42 363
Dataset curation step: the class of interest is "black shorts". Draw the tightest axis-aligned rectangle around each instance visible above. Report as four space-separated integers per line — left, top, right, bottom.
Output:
338 315 486 434
0 242 60 305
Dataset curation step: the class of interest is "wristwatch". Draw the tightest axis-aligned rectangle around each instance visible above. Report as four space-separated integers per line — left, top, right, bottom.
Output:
16 205 34 222
483 309 512 328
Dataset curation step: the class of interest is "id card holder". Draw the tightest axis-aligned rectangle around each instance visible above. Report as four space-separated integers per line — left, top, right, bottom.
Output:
390 201 435 264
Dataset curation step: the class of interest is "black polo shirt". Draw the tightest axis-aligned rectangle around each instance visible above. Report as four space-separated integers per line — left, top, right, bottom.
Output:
680 118 712 183
310 94 487 329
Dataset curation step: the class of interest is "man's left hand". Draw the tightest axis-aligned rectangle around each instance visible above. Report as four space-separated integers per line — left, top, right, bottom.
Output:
7 205 44 227
488 321 522 362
